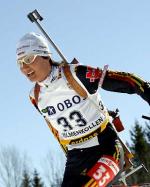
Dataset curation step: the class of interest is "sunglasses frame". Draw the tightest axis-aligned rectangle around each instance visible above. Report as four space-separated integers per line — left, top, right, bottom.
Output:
17 54 37 68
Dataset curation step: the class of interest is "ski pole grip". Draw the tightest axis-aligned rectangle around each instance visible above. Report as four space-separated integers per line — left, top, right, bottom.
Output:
27 9 43 22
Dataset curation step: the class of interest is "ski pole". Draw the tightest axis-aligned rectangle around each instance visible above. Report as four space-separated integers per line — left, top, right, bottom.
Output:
27 9 68 64
142 115 150 121
119 164 148 183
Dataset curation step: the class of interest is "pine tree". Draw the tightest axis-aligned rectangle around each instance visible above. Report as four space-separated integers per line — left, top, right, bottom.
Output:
128 120 150 184
32 169 45 187
144 121 150 176
21 170 32 187
145 121 150 143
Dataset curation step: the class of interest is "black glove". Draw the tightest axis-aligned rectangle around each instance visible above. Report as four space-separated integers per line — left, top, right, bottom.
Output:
143 82 150 105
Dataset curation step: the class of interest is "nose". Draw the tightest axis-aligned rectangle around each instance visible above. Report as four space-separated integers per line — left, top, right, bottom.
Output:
20 63 31 74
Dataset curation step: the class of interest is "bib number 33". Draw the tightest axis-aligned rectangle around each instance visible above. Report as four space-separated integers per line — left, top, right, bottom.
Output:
57 110 87 131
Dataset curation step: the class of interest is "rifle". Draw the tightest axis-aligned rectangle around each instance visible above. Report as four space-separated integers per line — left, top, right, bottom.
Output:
110 109 149 185
27 9 68 65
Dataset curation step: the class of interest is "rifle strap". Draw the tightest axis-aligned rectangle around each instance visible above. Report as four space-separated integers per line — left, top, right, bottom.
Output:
62 64 88 98
34 83 40 104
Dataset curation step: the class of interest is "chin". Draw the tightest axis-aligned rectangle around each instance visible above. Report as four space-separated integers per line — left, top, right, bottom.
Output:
28 77 37 82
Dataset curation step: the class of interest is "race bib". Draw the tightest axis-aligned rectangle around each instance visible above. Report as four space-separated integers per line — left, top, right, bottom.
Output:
87 155 119 187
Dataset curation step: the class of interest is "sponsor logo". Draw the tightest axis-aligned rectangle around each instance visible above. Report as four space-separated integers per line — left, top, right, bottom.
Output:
41 95 82 115
70 132 98 145
33 49 49 54
86 67 101 82
100 157 119 175
62 117 104 138
42 106 56 115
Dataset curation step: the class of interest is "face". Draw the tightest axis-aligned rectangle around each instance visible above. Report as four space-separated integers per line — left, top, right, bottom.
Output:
19 56 51 82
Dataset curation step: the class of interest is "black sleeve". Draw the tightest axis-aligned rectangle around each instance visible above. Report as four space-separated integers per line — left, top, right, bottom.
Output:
102 70 150 105
75 65 150 105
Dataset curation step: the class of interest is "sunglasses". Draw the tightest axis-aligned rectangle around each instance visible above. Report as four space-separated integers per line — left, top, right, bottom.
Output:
17 55 37 68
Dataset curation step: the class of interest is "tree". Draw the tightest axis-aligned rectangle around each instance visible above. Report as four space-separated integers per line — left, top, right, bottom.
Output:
128 120 150 184
32 169 44 187
21 169 32 187
145 121 150 143
0 146 25 187
41 148 66 187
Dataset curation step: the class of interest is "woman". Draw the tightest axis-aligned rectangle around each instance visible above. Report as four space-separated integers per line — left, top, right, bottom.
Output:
16 32 150 187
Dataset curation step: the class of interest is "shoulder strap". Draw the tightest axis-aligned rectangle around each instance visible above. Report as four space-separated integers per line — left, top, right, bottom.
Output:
63 64 88 98
34 83 40 104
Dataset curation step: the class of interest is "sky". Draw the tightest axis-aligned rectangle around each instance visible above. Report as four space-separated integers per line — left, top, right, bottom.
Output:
0 0 150 178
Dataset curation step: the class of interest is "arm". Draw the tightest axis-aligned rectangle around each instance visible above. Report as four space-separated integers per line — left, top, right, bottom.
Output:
102 70 150 105
75 65 150 105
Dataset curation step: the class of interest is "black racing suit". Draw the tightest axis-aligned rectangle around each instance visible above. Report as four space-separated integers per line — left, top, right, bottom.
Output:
61 65 150 187
30 63 150 187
